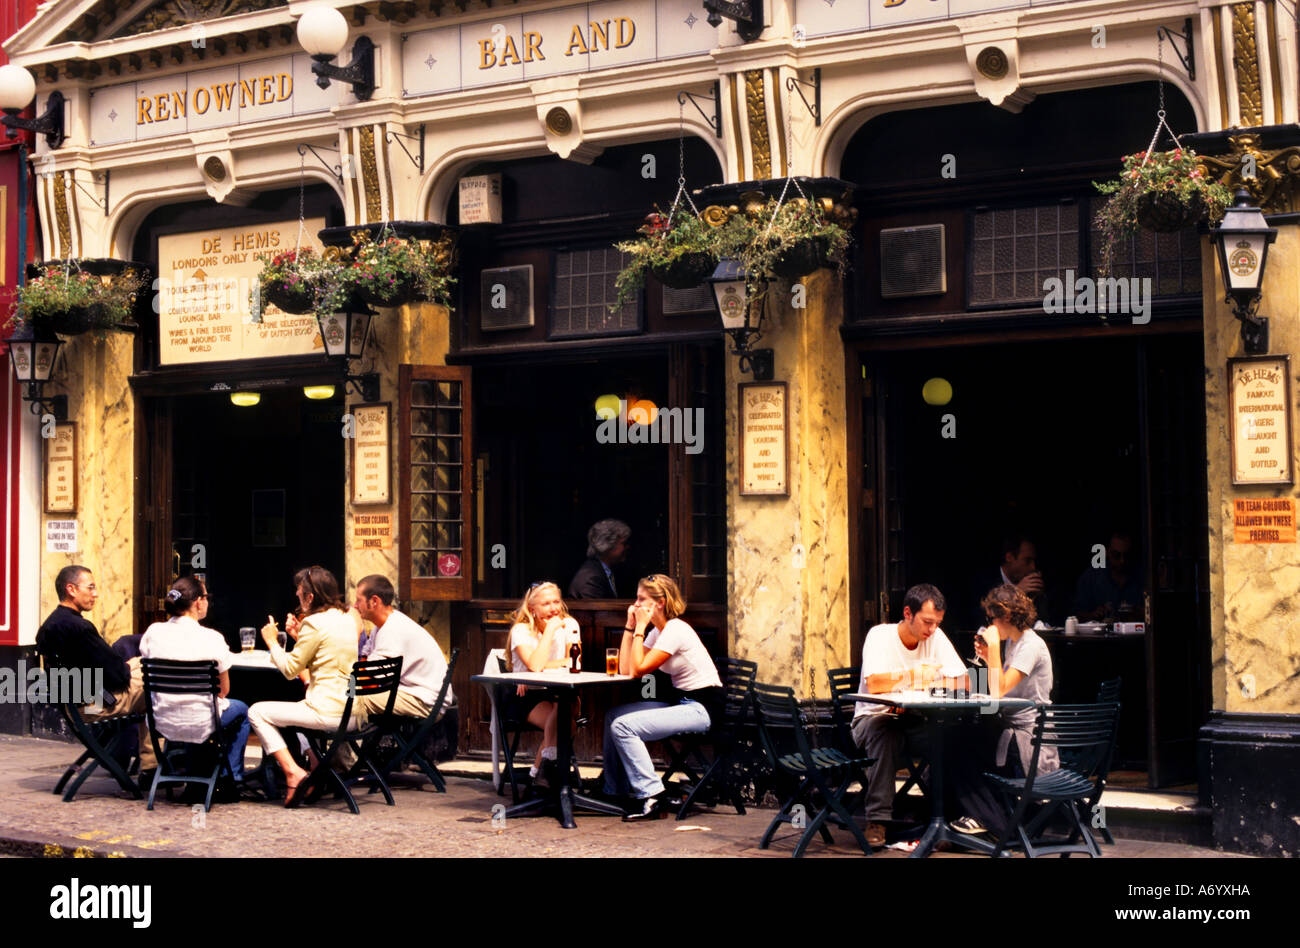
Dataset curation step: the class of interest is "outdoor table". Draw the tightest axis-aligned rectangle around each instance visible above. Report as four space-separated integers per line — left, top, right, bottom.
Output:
843 690 1034 858
471 669 635 829
227 649 304 704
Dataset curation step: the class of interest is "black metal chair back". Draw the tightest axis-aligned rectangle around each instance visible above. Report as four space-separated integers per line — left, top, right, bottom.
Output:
140 658 227 811
372 648 460 792
1096 677 1122 704
293 657 403 814
751 681 874 857
987 701 1121 858
670 656 758 819
826 665 860 751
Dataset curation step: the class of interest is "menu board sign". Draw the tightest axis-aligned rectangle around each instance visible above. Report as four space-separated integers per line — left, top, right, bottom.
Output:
156 219 326 365
44 423 77 514
1229 356 1293 486
1233 498 1297 544
740 382 789 496
351 403 392 505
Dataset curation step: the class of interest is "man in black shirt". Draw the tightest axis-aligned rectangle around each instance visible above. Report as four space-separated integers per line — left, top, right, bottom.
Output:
36 565 154 772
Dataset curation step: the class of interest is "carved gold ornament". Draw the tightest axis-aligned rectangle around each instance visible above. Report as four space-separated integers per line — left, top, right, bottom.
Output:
1199 134 1300 214
545 107 573 135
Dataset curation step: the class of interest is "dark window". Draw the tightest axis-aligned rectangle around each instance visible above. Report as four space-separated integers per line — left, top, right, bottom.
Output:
550 247 640 337
969 204 1079 305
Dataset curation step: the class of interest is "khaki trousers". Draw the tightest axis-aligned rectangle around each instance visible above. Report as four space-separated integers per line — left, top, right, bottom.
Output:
83 656 156 772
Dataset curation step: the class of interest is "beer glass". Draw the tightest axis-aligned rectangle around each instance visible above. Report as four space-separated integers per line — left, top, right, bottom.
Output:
239 627 256 652
606 648 620 676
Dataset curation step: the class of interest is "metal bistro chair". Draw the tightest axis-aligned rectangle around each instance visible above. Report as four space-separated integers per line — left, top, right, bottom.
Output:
52 701 144 803
985 701 1122 858
752 681 875 858
669 657 758 820
294 657 403 814
1083 678 1122 844
140 658 233 812
371 648 461 793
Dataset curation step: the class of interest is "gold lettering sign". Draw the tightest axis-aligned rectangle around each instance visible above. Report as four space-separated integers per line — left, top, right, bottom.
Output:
1229 356 1293 486
740 382 789 496
351 402 392 505
44 423 77 514
135 74 293 126
156 219 325 365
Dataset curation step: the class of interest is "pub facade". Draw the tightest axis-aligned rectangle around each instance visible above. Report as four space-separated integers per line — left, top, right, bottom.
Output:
3 0 1297 854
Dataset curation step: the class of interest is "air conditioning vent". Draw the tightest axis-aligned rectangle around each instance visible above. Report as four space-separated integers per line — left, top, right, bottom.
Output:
480 265 534 331
879 224 946 298
662 283 713 314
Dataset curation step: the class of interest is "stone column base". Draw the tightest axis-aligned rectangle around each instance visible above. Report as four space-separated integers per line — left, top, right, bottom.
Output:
1199 711 1300 855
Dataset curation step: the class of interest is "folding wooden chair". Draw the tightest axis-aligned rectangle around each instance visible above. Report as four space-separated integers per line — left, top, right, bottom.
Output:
141 658 233 812
986 701 1121 858
293 657 403 814
752 681 875 858
371 648 460 792
52 702 144 802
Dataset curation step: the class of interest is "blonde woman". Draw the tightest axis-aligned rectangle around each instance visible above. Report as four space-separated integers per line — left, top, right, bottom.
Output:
506 582 580 784
604 574 722 821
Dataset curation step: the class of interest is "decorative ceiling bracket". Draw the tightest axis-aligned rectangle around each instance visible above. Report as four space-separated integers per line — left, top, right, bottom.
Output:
961 38 1035 114
785 69 821 126
1156 18 1195 81
677 82 721 138
297 142 344 184
704 0 765 44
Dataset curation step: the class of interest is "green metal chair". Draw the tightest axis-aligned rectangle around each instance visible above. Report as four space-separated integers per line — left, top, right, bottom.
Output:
985 701 1121 858
670 656 758 819
52 703 144 802
753 681 875 857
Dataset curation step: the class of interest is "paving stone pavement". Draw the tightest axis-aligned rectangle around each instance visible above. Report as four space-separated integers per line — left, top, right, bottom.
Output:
0 736 1246 859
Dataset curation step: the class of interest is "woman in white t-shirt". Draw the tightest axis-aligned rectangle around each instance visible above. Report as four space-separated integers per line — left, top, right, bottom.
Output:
505 582 580 784
139 576 249 785
603 574 723 821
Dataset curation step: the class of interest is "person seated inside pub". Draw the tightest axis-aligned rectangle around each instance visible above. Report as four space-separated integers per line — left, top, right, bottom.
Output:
568 519 631 600
1073 530 1144 621
968 532 1049 629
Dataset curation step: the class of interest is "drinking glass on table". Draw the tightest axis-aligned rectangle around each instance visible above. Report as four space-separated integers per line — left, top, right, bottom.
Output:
239 626 256 652
606 648 620 676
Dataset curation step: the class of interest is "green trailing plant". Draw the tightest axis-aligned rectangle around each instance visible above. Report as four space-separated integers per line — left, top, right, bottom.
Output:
253 246 328 318
1093 147 1231 275
9 262 143 335
614 208 722 306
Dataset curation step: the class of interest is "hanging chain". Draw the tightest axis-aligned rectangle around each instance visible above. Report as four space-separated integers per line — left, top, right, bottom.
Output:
668 99 700 221
765 72 809 238
294 153 307 256
1144 33 1181 166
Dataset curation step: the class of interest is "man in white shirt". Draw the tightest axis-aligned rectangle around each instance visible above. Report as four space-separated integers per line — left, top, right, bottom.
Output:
352 574 453 720
850 583 969 846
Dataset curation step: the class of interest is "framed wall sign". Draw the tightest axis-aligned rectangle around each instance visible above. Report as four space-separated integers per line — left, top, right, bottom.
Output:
739 382 789 496
44 422 77 514
1228 356 1293 486
351 402 392 505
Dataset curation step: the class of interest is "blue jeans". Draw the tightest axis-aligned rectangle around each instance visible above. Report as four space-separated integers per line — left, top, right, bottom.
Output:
221 699 251 781
603 699 711 800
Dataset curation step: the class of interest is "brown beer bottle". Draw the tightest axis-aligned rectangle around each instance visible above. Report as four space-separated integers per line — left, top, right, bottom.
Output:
569 641 581 674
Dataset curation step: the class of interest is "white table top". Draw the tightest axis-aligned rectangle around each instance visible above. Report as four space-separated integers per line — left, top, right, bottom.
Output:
844 691 1035 712
472 670 635 688
227 650 276 670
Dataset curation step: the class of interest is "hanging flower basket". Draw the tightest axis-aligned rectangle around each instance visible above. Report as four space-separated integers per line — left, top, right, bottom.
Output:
651 251 716 289
771 235 835 281
312 223 457 313
1093 147 1231 275
354 270 422 307
1135 189 1207 232
10 261 144 336
253 247 328 319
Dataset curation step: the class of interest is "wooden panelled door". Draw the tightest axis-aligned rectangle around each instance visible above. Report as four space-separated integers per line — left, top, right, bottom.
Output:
135 397 175 634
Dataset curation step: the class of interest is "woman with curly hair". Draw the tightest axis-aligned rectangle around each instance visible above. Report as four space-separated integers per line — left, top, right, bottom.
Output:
948 583 1057 838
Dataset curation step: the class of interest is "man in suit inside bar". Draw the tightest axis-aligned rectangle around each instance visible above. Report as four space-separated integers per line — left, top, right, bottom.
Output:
568 519 630 600
968 533 1048 630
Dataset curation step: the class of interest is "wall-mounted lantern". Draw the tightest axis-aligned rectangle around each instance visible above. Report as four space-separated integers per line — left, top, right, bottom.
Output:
7 323 67 419
1211 189 1278 355
708 259 774 380
317 307 379 401
295 5 376 101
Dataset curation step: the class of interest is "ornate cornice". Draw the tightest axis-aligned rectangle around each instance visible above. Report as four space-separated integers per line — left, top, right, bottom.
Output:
1200 133 1300 215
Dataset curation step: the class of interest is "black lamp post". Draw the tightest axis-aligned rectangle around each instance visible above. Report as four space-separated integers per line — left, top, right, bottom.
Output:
708 259 774 381
317 307 379 401
1211 189 1278 354
7 323 67 419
